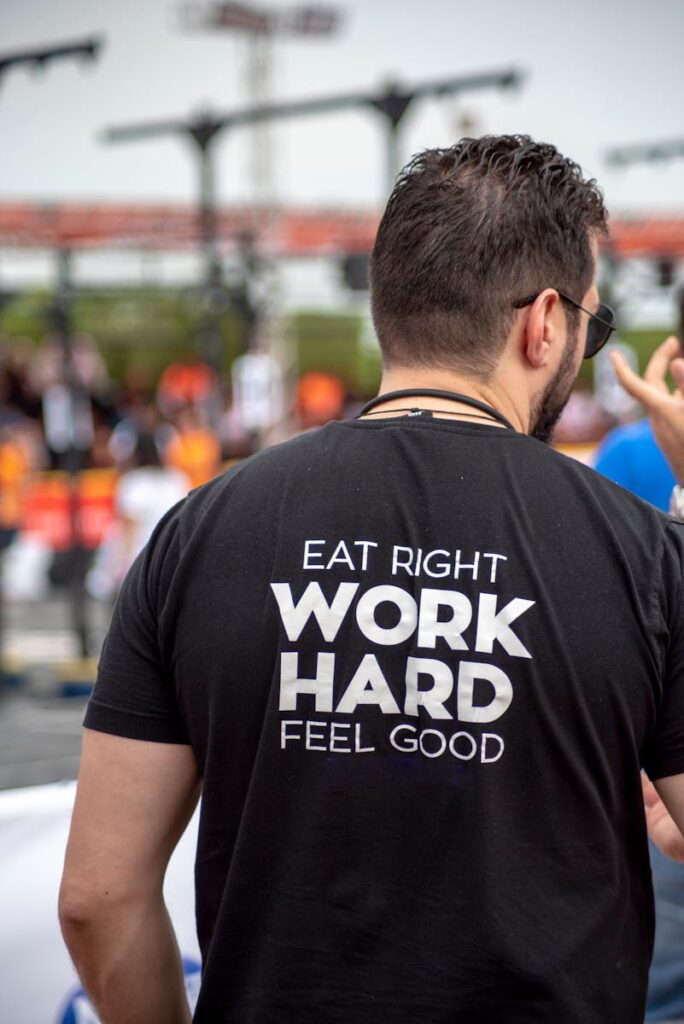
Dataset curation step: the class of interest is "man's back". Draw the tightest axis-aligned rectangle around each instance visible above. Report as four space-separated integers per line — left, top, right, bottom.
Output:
88 415 684 1023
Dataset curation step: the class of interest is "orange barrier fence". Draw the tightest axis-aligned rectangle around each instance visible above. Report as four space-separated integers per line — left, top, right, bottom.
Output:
17 461 242 550
21 469 118 550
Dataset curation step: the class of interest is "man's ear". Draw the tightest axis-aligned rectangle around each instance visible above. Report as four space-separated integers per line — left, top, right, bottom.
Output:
520 289 561 369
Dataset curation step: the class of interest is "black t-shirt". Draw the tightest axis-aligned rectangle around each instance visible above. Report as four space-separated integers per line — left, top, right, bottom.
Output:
86 416 684 1024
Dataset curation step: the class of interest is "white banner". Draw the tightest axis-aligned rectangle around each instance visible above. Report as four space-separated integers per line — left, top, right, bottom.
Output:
232 353 284 432
0 781 201 1023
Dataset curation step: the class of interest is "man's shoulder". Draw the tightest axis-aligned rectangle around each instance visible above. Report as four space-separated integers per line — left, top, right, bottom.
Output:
539 436 672 525
220 426 332 482
178 426 334 520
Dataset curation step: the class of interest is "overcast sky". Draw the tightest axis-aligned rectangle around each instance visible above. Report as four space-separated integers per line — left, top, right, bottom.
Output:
1 0 683 217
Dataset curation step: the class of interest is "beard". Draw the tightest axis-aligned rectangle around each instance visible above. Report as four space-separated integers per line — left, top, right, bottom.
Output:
529 329 580 444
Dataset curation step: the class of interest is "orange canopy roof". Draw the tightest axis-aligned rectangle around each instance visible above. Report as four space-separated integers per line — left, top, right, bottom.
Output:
0 202 377 256
0 201 683 259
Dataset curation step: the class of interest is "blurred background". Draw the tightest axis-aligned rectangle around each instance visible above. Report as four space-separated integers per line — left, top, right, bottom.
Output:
1 0 683 787
4 3 684 1021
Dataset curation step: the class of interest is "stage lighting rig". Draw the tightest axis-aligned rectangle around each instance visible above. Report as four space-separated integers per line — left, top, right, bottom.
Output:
0 36 103 86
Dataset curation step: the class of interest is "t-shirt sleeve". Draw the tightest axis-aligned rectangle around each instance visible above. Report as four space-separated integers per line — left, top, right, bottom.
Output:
643 521 684 780
84 498 189 744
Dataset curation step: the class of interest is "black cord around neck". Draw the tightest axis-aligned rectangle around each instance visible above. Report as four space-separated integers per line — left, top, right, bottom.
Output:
356 388 516 431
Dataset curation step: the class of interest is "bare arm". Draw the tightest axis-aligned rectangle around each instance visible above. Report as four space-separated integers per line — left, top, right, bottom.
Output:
642 772 684 863
611 337 684 485
59 728 201 1024
613 340 684 854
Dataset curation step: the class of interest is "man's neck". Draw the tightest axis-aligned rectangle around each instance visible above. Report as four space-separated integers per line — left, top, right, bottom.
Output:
370 366 528 433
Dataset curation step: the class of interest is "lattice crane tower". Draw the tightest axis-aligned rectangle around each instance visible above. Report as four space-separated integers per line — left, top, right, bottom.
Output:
179 3 341 204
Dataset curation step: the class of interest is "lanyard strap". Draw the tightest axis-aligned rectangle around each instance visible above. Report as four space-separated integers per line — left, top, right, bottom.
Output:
356 388 516 431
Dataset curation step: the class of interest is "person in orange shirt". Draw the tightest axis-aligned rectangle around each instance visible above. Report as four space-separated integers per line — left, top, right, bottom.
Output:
0 426 29 550
296 371 346 429
165 406 221 490
157 360 217 417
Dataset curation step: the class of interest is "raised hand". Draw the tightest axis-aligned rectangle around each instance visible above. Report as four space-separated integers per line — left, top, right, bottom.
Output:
643 772 684 863
611 337 684 485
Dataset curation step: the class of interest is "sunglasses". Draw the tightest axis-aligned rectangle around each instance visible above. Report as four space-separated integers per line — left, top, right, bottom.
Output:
513 291 616 359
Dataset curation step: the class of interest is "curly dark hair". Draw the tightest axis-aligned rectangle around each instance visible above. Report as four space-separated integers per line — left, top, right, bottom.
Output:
369 135 608 377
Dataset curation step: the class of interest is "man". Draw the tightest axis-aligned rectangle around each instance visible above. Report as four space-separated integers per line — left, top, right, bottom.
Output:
595 416 675 512
612 337 684 490
593 367 684 1024
60 136 684 1024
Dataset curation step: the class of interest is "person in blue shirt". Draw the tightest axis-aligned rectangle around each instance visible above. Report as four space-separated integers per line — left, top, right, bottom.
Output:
596 392 682 1024
595 418 675 512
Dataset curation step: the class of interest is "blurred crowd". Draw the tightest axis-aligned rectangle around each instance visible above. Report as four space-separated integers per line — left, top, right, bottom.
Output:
0 332 361 602
1 333 245 483
0 332 363 476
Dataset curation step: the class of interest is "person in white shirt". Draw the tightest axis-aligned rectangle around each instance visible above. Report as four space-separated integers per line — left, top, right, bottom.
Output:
86 432 188 601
